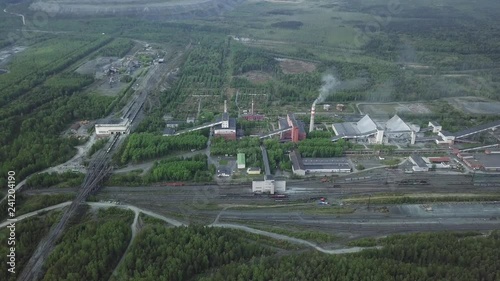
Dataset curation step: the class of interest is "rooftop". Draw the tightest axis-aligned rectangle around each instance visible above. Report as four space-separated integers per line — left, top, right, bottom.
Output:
439 130 455 137
163 127 175 135
237 153 245 165
454 119 500 138
278 117 290 130
428 157 451 163
385 115 412 132
356 115 379 133
302 157 351 170
475 154 500 168
302 158 350 165
289 150 305 171
303 163 351 170
96 118 128 125
410 154 428 168
214 117 236 130
247 167 261 172
287 113 299 128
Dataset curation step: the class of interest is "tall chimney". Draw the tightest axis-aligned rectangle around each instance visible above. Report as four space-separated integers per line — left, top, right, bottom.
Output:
309 104 315 133
224 100 227 113
251 99 254 115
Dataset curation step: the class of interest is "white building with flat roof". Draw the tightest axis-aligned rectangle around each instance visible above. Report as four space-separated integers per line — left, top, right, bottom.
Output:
95 118 130 136
252 179 286 194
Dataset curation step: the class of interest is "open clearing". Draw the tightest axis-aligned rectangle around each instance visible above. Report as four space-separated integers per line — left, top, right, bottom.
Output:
446 97 500 115
277 58 316 74
358 102 432 116
238 70 273 84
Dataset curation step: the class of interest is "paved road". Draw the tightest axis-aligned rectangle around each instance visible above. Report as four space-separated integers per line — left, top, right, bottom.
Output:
1 201 380 256
108 209 139 280
3 7 25 25
210 223 381 254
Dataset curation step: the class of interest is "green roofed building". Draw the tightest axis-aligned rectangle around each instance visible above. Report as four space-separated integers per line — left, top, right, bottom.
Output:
237 153 246 169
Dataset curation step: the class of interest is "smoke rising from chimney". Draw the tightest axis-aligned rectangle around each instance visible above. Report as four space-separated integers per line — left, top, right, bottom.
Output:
313 74 339 106
310 74 339 133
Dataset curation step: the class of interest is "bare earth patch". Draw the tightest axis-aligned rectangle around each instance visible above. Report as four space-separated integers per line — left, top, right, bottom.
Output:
359 102 432 115
394 103 431 114
447 97 500 115
238 71 273 84
277 58 316 74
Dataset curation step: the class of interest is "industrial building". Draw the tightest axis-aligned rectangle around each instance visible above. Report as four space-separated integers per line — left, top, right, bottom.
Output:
278 113 306 143
428 121 442 133
252 146 286 194
162 127 175 136
247 167 261 175
435 120 500 144
460 153 500 171
409 155 429 172
332 114 419 145
289 150 352 176
241 99 265 121
95 118 130 136
164 121 184 128
252 176 286 194
237 153 246 169
214 101 237 140
475 154 500 171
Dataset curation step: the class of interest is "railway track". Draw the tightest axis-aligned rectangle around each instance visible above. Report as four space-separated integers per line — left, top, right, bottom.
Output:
17 146 113 281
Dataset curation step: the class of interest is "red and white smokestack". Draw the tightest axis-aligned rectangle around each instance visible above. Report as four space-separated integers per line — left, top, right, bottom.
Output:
309 104 316 133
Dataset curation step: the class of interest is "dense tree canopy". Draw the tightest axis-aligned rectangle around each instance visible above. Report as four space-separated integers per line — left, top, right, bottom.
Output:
112 225 273 281
298 138 351 157
42 208 134 281
0 212 62 281
117 133 207 164
199 231 500 281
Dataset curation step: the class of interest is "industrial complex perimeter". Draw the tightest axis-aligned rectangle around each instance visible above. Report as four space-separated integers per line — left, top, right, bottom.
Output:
92 95 500 195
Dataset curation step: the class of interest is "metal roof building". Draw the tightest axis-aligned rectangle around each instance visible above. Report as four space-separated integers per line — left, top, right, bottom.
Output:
237 153 246 169
289 150 352 175
409 154 429 172
332 114 417 144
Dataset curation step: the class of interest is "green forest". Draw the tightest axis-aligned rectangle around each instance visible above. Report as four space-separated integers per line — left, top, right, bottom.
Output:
199 231 500 281
42 207 134 281
0 35 120 188
112 225 273 281
2 206 500 281
298 138 352 157
147 155 215 183
0 211 62 281
116 133 208 165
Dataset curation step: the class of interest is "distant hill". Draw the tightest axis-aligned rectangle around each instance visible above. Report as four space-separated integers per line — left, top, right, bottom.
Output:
29 0 245 18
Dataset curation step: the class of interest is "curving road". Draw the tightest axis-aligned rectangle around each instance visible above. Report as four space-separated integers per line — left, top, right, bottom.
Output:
1 201 378 256
3 7 25 25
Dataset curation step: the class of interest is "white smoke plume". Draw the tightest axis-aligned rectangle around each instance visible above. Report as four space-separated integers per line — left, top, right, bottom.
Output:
313 74 339 106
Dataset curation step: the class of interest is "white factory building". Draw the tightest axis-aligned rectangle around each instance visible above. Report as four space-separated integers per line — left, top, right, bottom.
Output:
95 118 130 136
252 175 286 195
332 115 419 145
